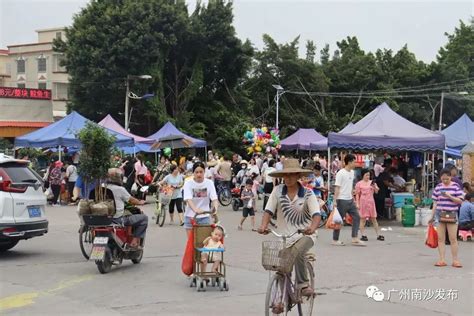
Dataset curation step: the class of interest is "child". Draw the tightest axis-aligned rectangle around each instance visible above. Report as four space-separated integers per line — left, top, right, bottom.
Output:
312 165 325 198
238 179 256 231
201 226 225 273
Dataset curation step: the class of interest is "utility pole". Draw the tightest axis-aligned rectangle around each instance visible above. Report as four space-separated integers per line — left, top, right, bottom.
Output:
438 91 444 131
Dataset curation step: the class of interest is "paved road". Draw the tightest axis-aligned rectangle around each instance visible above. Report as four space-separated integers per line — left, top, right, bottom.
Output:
0 200 472 316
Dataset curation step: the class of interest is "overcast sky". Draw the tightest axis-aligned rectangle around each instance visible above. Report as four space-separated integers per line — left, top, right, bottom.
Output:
1 0 472 62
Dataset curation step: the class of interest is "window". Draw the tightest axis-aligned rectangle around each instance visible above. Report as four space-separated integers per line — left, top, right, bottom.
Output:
17 59 25 74
38 82 47 90
53 55 66 72
17 83 26 88
56 32 62 40
38 57 46 72
54 82 69 100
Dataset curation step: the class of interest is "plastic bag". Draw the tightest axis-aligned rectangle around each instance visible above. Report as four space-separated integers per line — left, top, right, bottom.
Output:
345 213 353 225
131 183 138 193
144 170 153 184
326 208 343 230
181 233 194 276
425 224 438 248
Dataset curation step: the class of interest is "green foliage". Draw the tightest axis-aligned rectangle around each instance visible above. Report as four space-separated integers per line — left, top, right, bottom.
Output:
77 122 116 201
57 2 473 154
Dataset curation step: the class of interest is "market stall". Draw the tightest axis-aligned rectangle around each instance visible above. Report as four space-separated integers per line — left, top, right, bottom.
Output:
441 113 474 158
327 102 446 221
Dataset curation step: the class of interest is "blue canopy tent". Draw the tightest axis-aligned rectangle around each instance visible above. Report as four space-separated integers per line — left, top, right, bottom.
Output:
148 122 207 148
15 111 135 149
441 114 474 158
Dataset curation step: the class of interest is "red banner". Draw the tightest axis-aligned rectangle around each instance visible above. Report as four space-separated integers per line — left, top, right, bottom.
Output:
0 87 51 100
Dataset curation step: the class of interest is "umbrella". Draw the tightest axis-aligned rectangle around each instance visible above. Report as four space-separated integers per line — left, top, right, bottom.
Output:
150 134 196 150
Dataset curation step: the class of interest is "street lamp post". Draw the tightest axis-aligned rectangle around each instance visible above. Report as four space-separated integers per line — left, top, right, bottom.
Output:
125 74 152 131
272 84 284 130
438 91 468 131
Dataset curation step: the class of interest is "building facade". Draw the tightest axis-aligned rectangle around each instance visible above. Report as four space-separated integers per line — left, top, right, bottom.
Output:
6 27 69 118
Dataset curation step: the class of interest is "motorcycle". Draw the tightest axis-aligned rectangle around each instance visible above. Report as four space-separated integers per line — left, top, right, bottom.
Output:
231 187 243 212
81 214 144 274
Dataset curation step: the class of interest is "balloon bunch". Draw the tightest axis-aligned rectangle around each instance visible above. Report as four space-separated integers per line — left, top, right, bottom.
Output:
243 126 280 155
163 147 172 157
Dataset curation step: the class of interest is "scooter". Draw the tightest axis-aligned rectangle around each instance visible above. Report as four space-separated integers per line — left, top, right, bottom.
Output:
231 187 243 212
82 214 144 274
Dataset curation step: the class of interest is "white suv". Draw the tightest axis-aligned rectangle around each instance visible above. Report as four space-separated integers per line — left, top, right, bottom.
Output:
0 154 48 252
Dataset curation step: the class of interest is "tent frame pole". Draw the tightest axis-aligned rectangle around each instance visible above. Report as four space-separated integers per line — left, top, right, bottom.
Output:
327 147 331 192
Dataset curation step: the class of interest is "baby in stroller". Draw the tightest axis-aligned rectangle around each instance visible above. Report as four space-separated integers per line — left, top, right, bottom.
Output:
200 226 225 273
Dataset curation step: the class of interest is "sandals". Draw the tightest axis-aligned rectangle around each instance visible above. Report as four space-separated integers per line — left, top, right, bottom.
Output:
434 261 447 267
377 235 385 241
452 261 463 268
331 241 345 246
237 225 243 231
360 236 368 241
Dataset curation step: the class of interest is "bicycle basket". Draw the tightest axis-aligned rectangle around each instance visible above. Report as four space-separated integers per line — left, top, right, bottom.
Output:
159 193 172 205
261 240 297 274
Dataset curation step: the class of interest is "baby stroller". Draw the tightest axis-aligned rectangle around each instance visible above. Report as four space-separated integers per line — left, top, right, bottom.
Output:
186 212 229 292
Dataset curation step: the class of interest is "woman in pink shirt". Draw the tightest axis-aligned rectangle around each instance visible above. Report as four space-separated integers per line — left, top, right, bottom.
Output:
355 169 384 241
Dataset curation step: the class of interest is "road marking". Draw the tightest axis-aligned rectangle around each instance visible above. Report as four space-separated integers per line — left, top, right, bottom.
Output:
0 275 94 312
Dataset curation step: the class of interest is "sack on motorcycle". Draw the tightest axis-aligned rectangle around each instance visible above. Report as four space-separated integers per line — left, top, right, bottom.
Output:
78 199 92 215
90 202 109 216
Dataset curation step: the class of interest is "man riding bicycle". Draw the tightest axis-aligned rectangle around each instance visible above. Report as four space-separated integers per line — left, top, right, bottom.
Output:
258 158 321 297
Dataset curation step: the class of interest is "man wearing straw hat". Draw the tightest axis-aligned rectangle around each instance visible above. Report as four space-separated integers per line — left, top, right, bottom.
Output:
258 158 321 297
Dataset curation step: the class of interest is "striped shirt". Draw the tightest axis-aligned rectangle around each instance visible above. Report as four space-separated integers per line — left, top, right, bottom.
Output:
432 182 463 211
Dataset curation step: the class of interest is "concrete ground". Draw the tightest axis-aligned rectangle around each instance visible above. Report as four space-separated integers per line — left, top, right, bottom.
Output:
0 199 472 316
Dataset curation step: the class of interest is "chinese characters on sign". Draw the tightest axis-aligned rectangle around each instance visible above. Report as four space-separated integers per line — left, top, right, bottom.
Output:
0 87 51 100
386 288 459 301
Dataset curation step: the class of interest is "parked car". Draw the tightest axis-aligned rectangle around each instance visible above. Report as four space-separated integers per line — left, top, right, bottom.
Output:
0 154 48 252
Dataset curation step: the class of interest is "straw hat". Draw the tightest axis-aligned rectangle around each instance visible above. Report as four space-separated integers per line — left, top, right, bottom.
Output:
269 158 313 177
240 160 249 165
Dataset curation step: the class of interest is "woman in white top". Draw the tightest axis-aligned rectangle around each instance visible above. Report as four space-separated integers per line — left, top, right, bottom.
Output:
248 158 260 178
183 161 219 236
262 159 277 211
134 154 148 199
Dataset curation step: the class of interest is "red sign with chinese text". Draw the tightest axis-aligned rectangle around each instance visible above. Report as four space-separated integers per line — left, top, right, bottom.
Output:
0 87 51 100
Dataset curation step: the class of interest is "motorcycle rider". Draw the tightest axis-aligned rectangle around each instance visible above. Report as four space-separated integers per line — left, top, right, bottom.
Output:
107 168 148 249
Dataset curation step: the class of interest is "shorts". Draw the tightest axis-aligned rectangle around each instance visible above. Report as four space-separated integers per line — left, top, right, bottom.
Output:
434 209 458 226
243 207 255 218
184 215 210 229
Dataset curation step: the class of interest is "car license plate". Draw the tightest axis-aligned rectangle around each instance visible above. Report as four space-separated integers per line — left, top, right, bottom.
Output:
90 246 106 260
93 237 109 244
28 207 41 218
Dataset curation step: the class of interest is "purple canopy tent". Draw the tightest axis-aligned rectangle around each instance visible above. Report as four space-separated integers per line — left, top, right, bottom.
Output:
328 103 445 151
339 122 355 134
148 122 207 148
326 103 445 196
280 128 327 151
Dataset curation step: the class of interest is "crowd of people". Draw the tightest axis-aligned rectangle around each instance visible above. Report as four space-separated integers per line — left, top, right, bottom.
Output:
39 148 472 271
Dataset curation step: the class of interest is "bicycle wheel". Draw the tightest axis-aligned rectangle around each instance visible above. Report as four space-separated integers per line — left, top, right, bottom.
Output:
265 274 287 316
218 189 232 206
157 204 166 227
297 262 315 316
79 225 94 260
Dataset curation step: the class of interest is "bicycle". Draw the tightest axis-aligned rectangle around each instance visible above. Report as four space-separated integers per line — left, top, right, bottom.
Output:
216 181 232 206
262 229 316 316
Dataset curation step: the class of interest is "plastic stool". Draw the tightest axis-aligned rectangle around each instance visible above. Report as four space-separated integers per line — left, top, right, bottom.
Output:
458 230 472 241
